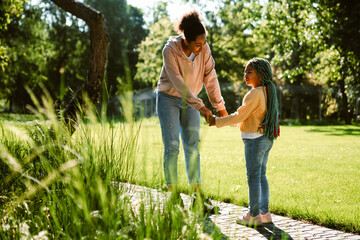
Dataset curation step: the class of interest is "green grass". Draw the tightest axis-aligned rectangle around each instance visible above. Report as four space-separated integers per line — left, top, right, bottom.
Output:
0 97 206 239
133 118 360 234
1 108 360 237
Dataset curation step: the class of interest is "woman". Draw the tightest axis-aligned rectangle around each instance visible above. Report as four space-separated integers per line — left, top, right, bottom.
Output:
156 10 227 211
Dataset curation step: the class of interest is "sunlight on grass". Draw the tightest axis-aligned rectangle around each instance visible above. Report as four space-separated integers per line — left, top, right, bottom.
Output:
0 97 205 239
1 106 360 236
133 118 360 233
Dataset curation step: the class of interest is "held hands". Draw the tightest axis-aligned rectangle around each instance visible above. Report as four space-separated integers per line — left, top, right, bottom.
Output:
209 109 228 126
210 109 228 126
199 107 228 126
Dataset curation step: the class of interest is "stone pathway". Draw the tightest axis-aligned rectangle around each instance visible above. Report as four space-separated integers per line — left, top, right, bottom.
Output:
118 183 360 240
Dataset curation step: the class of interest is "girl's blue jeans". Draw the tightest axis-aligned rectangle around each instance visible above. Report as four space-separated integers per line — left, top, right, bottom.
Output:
157 91 201 185
243 135 273 216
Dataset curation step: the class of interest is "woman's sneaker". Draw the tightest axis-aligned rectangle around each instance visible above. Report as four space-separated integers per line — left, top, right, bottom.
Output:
260 212 272 224
236 212 262 227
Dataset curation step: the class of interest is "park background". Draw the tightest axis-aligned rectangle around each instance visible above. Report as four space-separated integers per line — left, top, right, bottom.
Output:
1 0 360 239
1 0 360 123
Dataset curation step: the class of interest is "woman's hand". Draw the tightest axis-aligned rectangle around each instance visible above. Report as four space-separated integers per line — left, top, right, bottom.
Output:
199 106 212 123
218 109 228 117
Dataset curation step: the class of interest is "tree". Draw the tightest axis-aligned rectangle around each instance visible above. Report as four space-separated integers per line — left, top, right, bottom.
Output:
84 0 147 95
134 12 174 89
251 0 360 122
43 0 91 102
0 0 26 71
211 0 266 83
311 0 360 123
50 0 110 131
149 0 168 26
257 0 318 120
0 1 94 115
0 3 54 112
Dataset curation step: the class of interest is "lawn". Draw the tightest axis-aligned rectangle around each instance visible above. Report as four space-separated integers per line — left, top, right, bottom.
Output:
132 117 360 233
1 113 359 237
0 113 202 239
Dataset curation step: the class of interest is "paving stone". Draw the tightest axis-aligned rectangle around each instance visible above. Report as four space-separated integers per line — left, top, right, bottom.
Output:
342 235 360 240
117 182 360 240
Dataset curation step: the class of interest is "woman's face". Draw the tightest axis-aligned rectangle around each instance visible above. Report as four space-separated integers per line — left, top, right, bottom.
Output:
244 63 262 88
187 34 206 55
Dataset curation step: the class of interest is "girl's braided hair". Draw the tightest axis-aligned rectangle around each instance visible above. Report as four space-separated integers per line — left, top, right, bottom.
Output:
248 57 280 140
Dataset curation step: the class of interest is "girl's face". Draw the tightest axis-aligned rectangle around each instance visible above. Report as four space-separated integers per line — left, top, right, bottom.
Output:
244 63 262 88
186 34 206 55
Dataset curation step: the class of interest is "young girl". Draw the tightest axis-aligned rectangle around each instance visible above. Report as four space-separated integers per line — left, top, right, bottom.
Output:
209 57 280 226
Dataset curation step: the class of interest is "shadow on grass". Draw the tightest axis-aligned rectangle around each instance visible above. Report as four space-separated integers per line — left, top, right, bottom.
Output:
256 223 294 240
306 127 360 136
0 113 38 122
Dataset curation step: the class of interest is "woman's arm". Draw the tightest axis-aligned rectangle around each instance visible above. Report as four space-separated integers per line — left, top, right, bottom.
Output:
202 43 226 112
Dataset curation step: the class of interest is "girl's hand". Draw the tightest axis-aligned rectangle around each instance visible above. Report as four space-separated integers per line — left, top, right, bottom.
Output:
218 109 228 117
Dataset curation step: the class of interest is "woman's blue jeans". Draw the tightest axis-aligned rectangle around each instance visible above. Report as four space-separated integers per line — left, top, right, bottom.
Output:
243 136 273 216
157 91 201 185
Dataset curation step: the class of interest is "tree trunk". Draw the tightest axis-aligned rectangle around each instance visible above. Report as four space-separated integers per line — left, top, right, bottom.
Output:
337 50 352 125
339 78 351 124
9 97 13 113
50 0 110 133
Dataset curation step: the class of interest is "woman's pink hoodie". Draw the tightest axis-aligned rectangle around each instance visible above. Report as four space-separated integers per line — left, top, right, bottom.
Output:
157 35 225 111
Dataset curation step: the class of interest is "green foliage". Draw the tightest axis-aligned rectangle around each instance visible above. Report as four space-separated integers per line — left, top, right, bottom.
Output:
0 3 55 111
0 0 25 31
259 0 315 85
0 0 26 71
210 0 359 122
149 0 169 26
0 96 203 238
85 0 148 95
43 1 91 101
312 0 360 59
1 0 359 123
0 1 92 111
135 16 175 89
1 0 147 113
210 0 266 83
311 0 360 122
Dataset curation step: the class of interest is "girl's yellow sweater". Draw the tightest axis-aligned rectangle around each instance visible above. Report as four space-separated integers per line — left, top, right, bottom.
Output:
216 87 266 133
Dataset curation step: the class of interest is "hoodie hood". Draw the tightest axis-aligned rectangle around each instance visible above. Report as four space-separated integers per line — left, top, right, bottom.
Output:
165 35 192 60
